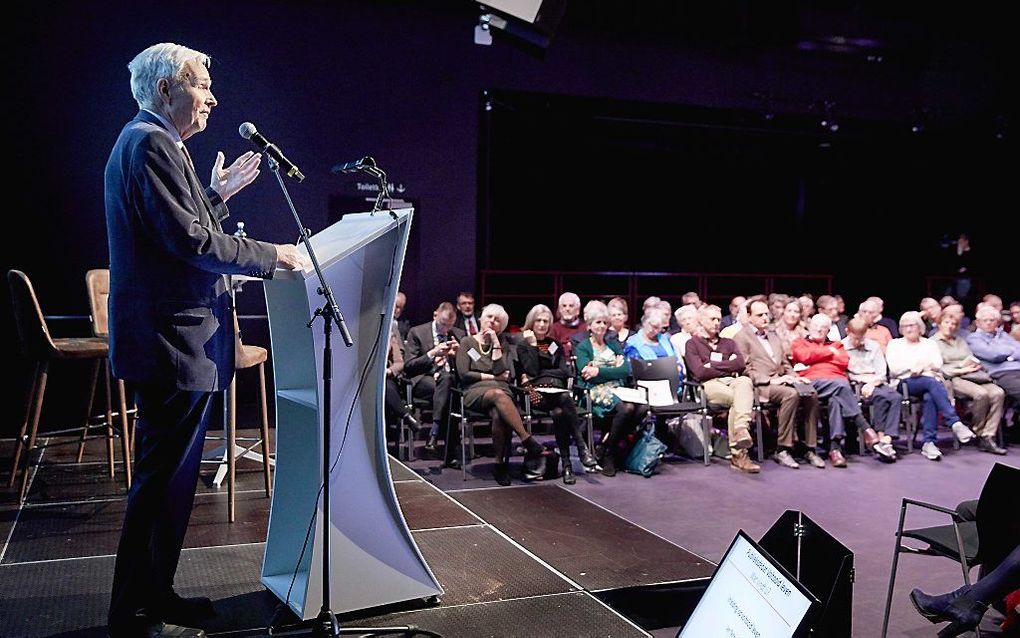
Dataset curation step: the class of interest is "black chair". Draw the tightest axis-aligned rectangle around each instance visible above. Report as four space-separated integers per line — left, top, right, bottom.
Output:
880 462 1020 637
628 356 712 465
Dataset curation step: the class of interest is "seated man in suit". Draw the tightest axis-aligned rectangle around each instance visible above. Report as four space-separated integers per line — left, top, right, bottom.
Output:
405 302 465 467
734 300 825 469
841 318 899 461
454 292 481 336
683 305 759 473
791 314 883 467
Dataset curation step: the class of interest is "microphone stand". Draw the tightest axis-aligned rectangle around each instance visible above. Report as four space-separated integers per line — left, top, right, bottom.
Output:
264 157 420 638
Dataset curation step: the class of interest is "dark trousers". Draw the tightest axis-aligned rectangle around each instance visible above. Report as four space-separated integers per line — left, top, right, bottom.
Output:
811 378 862 439
384 377 409 422
868 384 902 436
109 387 214 627
416 372 457 461
993 370 1020 404
533 391 582 455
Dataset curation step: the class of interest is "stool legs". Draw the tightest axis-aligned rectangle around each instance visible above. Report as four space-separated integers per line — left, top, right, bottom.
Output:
257 363 272 498
75 359 102 464
10 361 44 490
16 362 49 503
227 379 237 524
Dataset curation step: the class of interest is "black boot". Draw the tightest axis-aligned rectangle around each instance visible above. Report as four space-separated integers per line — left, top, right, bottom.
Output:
560 453 576 485
522 437 546 480
601 453 616 477
401 412 422 433
493 463 511 486
570 422 598 472
910 586 987 637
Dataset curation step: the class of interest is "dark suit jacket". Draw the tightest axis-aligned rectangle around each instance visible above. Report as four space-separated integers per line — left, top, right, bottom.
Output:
105 111 277 391
454 312 480 334
732 325 793 385
404 321 466 383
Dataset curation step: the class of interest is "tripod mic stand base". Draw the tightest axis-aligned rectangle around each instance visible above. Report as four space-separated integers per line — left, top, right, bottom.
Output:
270 608 419 637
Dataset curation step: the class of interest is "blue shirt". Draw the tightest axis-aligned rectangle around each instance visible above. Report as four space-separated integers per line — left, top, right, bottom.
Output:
966 328 1020 377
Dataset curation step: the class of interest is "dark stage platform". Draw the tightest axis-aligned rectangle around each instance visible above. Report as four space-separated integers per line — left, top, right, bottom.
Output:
0 436 712 637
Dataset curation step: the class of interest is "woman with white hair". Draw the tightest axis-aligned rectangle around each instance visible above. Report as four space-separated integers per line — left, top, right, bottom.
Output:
886 311 975 460
518 304 597 483
575 301 647 477
455 304 545 485
933 313 1007 454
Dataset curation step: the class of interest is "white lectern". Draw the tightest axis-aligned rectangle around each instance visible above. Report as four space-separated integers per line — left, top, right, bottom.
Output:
261 208 442 619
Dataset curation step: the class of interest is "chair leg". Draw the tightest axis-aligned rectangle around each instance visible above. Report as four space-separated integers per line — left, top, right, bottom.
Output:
100 359 116 478
10 361 41 487
115 377 132 490
227 379 237 523
257 363 272 498
754 408 764 463
18 362 50 504
702 413 711 466
76 359 102 464
880 499 909 638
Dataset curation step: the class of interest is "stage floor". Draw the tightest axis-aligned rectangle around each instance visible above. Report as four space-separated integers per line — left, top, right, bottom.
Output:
1 426 1014 637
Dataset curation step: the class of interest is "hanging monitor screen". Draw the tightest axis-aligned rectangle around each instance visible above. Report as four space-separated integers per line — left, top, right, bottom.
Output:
677 531 817 638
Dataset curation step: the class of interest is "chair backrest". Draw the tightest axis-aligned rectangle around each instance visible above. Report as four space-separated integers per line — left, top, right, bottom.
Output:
7 270 57 360
975 462 1020 568
85 268 110 337
629 355 681 398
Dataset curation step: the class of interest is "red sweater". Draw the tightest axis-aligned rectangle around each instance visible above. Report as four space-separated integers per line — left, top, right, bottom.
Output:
791 338 850 381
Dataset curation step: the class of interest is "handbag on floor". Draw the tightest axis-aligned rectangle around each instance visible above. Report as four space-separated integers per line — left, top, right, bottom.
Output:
624 426 667 478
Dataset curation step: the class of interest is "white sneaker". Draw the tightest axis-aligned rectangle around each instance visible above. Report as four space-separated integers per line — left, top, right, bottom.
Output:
950 421 975 444
921 441 943 461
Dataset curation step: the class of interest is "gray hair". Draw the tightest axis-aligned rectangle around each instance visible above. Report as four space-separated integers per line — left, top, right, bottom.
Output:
557 292 580 306
584 300 609 324
898 311 925 331
674 304 698 324
128 42 211 111
480 303 510 333
975 305 999 321
523 304 553 331
641 308 667 329
808 313 832 331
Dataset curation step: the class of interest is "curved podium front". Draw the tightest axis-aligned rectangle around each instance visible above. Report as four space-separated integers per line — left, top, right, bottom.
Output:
260 208 442 619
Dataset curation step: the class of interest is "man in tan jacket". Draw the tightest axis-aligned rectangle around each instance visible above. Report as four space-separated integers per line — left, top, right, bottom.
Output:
733 300 825 469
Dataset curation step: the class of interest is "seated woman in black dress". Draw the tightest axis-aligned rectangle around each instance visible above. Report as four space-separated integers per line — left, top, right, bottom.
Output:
518 304 598 484
576 301 647 476
455 303 545 486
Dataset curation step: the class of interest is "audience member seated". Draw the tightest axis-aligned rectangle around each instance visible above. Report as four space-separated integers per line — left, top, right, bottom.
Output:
575 301 646 477
798 294 816 320
1008 300 1020 337
455 304 545 486
886 311 975 461
817 295 847 340
775 300 807 353
682 291 702 307
383 320 420 439
657 298 680 334
835 294 849 323
394 291 410 343
625 309 680 376
791 314 884 468
967 304 1020 408
607 297 632 345
684 305 760 473
517 304 597 484
768 293 790 326
856 299 893 351
405 302 465 465
940 295 958 308
841 318 900 461
719 302 748 339
734 300 824 469
934 313 1007 455
941 303 972 333
548 292 587 355
867 296 900 338
920 297 942 335
670 304 701 363
721 296 746 329
454 291 480 336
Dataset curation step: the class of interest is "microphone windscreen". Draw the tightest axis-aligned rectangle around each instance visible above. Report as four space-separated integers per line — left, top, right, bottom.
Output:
238 122 257 140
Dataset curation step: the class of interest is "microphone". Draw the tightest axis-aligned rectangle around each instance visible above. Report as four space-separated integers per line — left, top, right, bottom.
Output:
331 156 376 174
238 122 305 182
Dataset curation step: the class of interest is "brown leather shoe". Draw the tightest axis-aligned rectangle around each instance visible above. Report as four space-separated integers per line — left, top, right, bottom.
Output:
730 451 761 473
828 448 847 468
862 427 880 451
732 427 753 450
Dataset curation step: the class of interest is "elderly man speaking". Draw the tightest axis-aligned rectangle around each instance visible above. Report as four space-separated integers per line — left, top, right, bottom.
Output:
105 43 308 637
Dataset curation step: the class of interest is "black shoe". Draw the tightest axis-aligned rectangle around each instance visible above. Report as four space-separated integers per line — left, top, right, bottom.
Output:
578 447 599 471
493 463 511 486
909 587 986 637
976 436 1007 455
561 459 576 485
443 457 461 470
601 454 616 477
521 437 546 480
401 413 422 433
424 434 438 453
